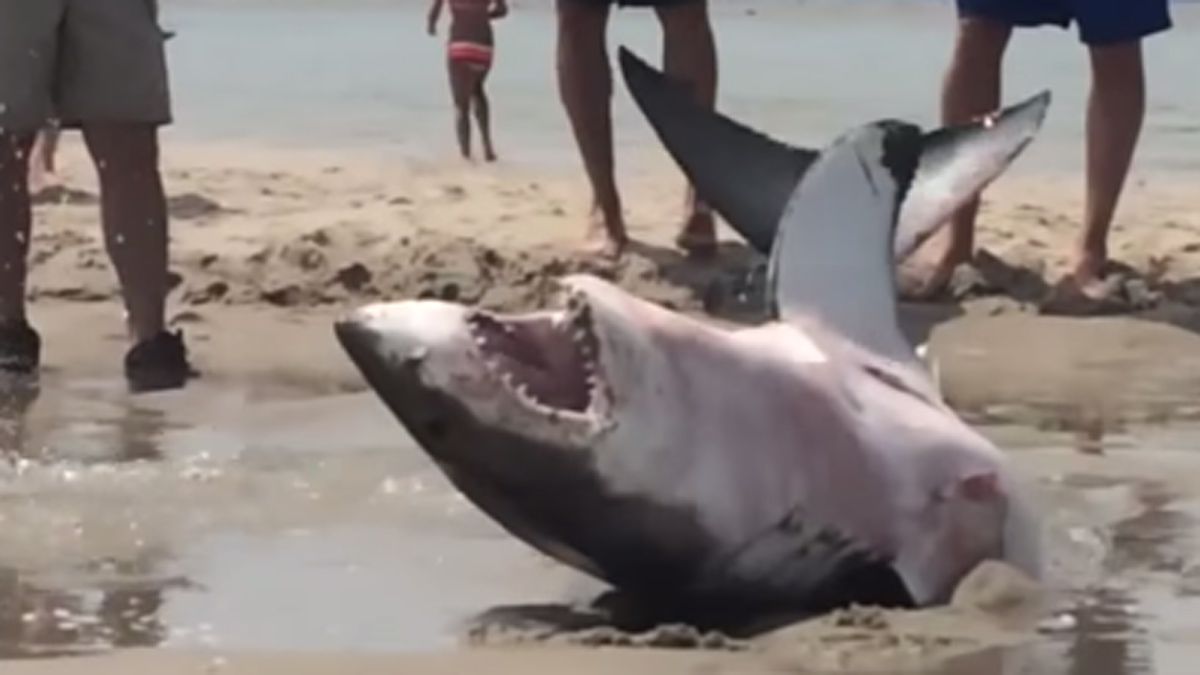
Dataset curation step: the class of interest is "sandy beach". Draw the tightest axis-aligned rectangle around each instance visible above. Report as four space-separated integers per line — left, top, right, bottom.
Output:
25 137 1200 425
4 1 1200 673
2 135 1198 672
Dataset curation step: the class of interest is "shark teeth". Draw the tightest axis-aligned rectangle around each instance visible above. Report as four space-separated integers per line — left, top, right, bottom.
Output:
464 290 608 420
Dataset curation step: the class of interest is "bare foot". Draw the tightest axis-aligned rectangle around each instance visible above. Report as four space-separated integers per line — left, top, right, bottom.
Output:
895 226 970 301
1068 246 1107 290
674 211 717 259
580 234 626 259
1040 273 1126 316
27 165 60 199
582 207 628 260
484 145 498 163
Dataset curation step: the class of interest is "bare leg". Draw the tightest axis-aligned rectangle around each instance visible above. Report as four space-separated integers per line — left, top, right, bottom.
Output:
27 131 49 194
473 75 497 162
657 1 719 257
1070 41 1146 291
39 125 59 174
448 60 476 160
899 16 1012 298
82 123 169 343
556 0 626 257
0 132 37 323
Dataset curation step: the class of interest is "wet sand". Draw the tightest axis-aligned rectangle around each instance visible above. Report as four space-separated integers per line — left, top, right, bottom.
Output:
5 139 1200 673
3 372 1198 673
6 647 761 675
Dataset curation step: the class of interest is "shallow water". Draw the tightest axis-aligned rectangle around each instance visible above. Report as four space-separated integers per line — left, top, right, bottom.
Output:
159 0 1200 176
2 376 1200 672
0 377 577 656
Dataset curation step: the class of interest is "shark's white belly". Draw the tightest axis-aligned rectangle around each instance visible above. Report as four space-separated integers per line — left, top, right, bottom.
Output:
591 321 1009 602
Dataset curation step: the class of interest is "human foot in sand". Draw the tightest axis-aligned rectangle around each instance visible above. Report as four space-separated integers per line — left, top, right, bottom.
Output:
1040 247 1130 315
1041 272 1127 316
581 202 629 259
674 202 717 259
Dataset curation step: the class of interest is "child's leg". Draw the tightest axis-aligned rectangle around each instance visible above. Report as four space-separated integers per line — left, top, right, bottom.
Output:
473 73 496 162
448 59 475 159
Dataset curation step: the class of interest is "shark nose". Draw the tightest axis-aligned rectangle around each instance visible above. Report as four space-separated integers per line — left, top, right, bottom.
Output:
334 316 382 362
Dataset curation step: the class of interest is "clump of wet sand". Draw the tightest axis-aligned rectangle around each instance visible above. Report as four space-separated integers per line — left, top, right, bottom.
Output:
465 561 1046 672
469 620 750 652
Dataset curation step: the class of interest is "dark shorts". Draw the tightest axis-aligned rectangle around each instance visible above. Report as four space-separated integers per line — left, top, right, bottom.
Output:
957 0 1171 45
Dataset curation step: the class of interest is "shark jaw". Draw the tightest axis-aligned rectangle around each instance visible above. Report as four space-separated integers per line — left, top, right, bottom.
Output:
466 285 610 420
335 278 629 453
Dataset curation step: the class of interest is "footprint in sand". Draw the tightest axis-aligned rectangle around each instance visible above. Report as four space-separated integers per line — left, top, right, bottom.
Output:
171 310 205 325
184 281 230 305
168 192 228 220
301 229 333 247
333 263 373 292
31 185 98 206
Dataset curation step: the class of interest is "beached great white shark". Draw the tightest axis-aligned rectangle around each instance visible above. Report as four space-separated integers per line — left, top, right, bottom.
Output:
335 48 1051 615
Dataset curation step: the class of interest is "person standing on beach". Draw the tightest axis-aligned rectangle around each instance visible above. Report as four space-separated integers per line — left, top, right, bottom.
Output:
556 0 718 259
0 0 193 391
428 0 508 162
905 0 1172 309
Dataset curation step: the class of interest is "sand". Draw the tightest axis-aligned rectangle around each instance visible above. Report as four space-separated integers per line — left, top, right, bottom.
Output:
25 138 1200 421
10 137 1200 673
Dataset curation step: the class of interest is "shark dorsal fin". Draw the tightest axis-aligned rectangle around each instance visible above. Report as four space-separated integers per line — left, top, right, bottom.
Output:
769 93 1048 372
618 46 816 255
620 45 1050 266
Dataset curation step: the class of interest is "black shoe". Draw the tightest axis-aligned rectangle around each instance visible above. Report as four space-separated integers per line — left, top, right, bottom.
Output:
124 330 195 393
0 320 41 376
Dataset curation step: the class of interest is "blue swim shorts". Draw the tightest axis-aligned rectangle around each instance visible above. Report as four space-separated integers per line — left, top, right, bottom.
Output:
956 0 1172 45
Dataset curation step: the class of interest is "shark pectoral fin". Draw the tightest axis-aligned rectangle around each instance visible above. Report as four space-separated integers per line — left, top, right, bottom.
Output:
617 46 817 255
768 92 1049 374
702 508 914 611
894 91 1052 260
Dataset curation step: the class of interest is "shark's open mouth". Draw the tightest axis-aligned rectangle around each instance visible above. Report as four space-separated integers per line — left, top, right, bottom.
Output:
467 290 603 414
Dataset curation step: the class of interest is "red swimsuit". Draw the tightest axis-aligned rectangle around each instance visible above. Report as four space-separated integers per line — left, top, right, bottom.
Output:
446 0 494 71
448 41 493 71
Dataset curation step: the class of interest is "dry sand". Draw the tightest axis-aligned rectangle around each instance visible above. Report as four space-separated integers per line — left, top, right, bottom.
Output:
27 139 1200 423
11 138 1200 673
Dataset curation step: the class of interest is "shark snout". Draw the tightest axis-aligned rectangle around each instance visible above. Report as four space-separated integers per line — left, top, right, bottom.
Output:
335 303 463 392
334 314 380 357
335 312 398 394
335 301 397 360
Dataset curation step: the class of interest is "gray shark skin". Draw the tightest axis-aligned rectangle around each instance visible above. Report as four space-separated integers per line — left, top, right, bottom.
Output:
335 68 1050 618
618 46 1049 262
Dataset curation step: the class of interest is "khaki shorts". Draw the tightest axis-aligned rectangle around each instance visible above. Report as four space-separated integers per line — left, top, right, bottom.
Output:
0 0 171 134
